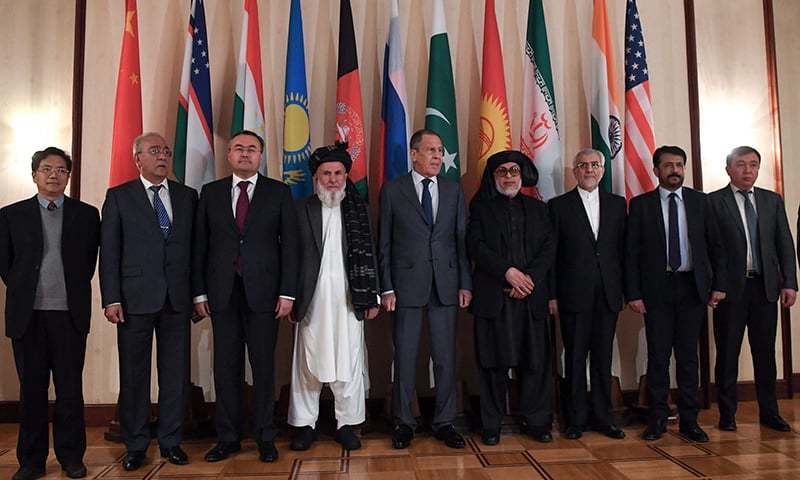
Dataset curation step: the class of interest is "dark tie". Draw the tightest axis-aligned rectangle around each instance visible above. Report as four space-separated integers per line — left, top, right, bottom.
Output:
46 201 56 211
235 181 250 233
421 178 433 226
738 190 761 273
149 185 171 240
668 192 681 271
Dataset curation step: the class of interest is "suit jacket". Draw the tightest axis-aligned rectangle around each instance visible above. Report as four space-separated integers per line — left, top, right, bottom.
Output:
293 195 379 322
549 188 627 313
378 173 471 307
624 187 727 308
467 193 555 320
100 179 198 314
708 185 797 302
0 196 100 339
193 174 299 313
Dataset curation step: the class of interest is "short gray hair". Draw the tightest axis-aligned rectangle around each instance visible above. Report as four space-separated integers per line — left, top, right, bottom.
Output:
132 132 166 157
573 148 605 168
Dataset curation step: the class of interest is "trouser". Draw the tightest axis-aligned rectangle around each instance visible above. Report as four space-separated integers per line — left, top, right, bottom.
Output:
479 364 552 431
12 310 87 469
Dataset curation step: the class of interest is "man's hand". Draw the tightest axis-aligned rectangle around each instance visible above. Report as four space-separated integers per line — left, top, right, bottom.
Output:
505 267 534 295
381 292 397 312
365 306 380 320
708 291 726 308
104 304 125 324
458 289 472 308
275 298 294 319
781 288 797 308
194 301 210 319
548 299 559 316
628 299 646 315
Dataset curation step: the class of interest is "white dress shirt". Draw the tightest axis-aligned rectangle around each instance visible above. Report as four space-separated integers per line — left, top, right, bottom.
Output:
577 187 600 240
231 172 258 215
411 169 439 222
140 175 173 221
730 184 758 271
659 186 693 271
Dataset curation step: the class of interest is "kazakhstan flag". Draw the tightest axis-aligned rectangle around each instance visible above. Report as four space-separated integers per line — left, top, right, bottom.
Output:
283 0 312 198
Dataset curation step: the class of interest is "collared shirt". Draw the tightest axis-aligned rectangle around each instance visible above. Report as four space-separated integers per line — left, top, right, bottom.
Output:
411 169 439 222
37 194 65 210
659 186 692 271
730 183 758 271
231 172 258 215
140 175 173 221
577 187 600 240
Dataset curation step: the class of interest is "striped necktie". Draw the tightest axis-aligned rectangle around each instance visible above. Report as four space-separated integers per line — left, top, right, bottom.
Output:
149 185 172 240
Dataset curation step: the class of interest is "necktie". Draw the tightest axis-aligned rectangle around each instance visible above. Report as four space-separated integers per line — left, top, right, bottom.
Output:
421 178 433 226
235 181 250 233
46 201 56 211
668 192 681 271
149 185 171 240
738 190 761 273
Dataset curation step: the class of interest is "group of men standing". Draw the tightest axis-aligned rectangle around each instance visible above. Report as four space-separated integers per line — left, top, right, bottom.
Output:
1 127 796 480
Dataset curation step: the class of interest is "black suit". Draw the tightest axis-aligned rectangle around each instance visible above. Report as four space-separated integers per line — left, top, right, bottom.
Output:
0 195 99 469
549 188 626 428
625 187 726 425
193 174 299 444
709 185 797 420
100 179 197 453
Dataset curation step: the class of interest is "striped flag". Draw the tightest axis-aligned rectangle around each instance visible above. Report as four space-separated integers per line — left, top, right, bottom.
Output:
477 0 511 175
591 0 624 195
232 0 266 174
378 0 409 186
109 0 142 187
520 0 561 201
336 0 368 199
623 0 656 199
174 0 214 190
283 0 312 198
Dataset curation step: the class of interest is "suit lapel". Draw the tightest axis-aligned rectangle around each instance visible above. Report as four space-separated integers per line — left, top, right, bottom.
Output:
650 189 667 252
399 174 428 224
753 187 768 249
27 196 44 253
306 197 323 254
683 188 700 246
569 188 597 245
60 197 78 245
165 181 185 243
721 187 746 238
221 178 238 234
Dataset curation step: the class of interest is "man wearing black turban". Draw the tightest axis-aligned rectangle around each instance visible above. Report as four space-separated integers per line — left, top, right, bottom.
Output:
467 150 556 445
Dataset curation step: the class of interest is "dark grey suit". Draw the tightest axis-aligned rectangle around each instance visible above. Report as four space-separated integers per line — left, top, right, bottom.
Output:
709 185 797 420
378 172 471 428
100 178 198 453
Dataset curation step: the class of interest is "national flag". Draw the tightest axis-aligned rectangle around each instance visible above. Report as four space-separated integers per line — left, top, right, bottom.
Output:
477 0 511 175
174 0 215 190
283 0 312 198
109 0 142 187
520 0 562 201
232 0 266 173
336 0 368 199
623 0 656 199
591 0 624 194
424 0 460 181
378 0 409 186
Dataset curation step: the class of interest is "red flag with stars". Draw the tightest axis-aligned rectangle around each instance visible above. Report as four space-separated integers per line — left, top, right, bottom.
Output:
109 0 143 187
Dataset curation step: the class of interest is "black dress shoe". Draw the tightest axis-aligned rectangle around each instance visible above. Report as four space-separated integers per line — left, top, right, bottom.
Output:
525 426 553 443
392 424 414 449
481 429 500 446
434 424 465 449
597 424 626 439
761 415 792 432
11 466 46 480
122 451 146 471
564 425 584 440
62 462 88 479
718 417 737 431
642 420 666 441
160 446 189 465
258 441 279 462
204 442 241 462
335 425 362 450
291 426 315 451
679 423 709 443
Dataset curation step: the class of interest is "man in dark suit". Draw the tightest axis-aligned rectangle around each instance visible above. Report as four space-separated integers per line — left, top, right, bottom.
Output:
379 129 472 449
0 147 99 480
468 151 555 446
625 145 727 442
708 146 797 432
193 130 299 463
100 132 198 471
548 149 626 440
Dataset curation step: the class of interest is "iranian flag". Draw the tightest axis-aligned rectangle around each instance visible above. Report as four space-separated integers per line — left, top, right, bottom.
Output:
591 0 623 194
232 0 266 173
424 0 460 181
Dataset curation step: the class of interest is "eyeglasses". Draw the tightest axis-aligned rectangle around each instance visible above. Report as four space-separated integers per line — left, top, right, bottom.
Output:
231 146 260 155
139 147 173 158
576 161 602 170
494 166 521 177
37 167 70 176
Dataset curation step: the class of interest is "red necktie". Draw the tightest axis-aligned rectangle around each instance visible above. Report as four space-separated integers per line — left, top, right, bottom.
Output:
235 181 250 232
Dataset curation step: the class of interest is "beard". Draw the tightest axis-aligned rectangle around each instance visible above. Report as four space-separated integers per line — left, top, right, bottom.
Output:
495 179 521 198
316 181 346 208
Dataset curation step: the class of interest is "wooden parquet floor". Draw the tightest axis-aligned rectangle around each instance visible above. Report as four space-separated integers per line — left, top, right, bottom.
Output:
4 399 800 479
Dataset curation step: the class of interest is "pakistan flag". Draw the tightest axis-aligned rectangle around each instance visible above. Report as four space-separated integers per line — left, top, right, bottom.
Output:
425 0 460 180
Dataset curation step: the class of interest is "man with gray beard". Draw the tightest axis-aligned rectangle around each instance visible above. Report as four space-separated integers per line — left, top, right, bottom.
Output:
288 143 380 451
467 151 556 445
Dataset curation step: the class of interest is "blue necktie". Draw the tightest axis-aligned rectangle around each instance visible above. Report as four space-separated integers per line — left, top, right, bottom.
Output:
668 192 681 271
150 185 172 240
738 190 761 273
421 178 433 226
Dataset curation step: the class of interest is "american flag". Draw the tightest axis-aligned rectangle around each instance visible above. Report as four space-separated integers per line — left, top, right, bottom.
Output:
623 0 656 199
